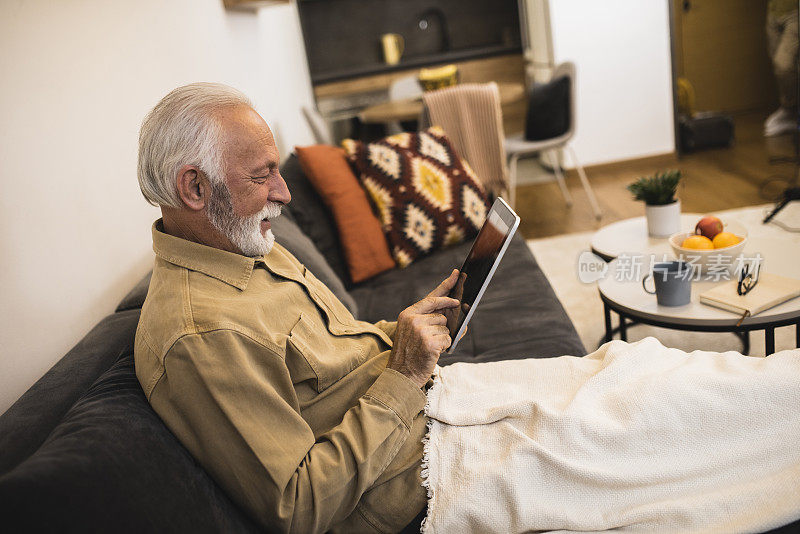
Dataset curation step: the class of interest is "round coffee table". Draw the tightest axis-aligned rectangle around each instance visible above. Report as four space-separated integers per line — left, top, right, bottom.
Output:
593 217 800 355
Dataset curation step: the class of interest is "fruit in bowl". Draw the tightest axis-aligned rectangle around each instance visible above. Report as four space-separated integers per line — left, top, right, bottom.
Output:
670 217 748 273
695 215 724 240
680 231 742 250
681 235 713 250
711 232 741 249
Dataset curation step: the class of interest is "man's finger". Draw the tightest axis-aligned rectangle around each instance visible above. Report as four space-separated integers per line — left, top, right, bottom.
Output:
427 269 459 298
457 325 468 342
422 324 451 336
413 295 460 314
420 313 447 325
433 325 450 336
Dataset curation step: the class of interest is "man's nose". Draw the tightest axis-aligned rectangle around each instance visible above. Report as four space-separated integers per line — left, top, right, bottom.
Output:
271 171 292 206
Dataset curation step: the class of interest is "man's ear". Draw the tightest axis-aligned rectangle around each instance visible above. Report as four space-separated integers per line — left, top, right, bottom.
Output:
175 165 208 211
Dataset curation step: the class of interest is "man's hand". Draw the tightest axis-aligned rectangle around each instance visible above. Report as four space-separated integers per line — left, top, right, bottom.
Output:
387 269 460 388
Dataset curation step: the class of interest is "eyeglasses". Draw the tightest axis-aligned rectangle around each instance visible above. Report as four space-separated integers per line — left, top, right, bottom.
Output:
737 259 760 296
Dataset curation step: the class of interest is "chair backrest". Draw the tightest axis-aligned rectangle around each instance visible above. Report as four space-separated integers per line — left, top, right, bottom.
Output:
550 61 577 144
422 82 509 198
301 106 333 145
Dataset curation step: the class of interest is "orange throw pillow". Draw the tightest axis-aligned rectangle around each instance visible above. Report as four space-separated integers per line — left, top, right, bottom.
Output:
295 145 395 283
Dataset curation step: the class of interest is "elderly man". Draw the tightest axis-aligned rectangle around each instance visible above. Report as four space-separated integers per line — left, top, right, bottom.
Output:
134 83 455 533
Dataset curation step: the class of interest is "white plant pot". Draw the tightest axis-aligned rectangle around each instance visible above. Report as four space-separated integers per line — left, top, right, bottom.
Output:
645 200 681 238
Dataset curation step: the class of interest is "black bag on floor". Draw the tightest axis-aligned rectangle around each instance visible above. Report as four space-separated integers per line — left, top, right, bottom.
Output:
679 112 734 152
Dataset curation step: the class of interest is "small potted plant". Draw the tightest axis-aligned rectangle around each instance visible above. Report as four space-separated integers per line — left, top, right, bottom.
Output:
627 170 682 237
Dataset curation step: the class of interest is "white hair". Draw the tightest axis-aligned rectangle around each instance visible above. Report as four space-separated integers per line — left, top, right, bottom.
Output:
137 82 253 208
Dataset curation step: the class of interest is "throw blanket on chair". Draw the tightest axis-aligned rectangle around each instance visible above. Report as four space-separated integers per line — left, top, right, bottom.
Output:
423 82 509 198
421 337 800 533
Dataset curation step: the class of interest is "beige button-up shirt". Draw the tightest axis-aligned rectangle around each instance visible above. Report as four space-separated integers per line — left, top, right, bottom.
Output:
134 221 428 533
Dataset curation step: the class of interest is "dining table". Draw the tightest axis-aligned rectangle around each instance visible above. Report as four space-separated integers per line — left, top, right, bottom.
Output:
358 81 526 124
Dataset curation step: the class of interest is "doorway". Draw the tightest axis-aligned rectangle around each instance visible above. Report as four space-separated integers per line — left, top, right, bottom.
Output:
670 0 798 201
672 0 778 115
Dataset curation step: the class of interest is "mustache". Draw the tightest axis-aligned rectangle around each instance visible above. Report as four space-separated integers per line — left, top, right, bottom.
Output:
257 201 283 221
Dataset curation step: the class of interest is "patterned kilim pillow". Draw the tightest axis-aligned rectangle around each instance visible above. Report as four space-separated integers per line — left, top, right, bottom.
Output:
342 126 491 268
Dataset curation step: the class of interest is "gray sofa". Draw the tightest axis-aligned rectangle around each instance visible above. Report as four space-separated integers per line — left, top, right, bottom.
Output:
1 155 791 532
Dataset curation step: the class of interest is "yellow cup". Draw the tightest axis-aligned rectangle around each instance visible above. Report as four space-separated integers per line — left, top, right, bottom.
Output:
418 64 459 91
381 33 404 65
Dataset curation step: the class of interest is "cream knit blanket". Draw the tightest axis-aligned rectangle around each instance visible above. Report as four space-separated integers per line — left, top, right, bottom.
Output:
421 337 800 533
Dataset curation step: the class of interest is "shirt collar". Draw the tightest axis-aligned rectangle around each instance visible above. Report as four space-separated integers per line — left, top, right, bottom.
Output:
151 219 261 291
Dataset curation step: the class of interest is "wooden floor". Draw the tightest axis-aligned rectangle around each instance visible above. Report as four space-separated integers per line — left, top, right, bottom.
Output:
515 112 799 240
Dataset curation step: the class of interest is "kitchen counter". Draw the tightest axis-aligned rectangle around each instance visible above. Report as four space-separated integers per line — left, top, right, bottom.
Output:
311 44 522 85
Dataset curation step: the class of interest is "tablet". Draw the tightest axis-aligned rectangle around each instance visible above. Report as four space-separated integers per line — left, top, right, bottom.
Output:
445 197 520 353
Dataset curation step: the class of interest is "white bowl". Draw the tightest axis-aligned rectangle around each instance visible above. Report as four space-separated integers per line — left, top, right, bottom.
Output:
668 220 748 273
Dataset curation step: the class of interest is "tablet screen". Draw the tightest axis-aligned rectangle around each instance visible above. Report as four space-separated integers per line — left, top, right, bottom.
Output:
445 200 518 345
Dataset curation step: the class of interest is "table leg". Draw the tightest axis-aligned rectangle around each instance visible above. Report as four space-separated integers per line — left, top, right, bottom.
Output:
765 326 775 356
619 313 628 342
734 330 750 355
796 322 800 348
604 302 612 343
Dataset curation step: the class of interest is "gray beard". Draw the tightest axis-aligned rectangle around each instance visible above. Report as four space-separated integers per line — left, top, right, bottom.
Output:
206 180 281 257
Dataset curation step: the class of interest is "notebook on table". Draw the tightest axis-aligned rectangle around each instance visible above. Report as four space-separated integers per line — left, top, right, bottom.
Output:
699 273 800 320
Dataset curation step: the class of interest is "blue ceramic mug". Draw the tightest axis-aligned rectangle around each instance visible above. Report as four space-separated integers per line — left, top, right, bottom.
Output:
642 261 692 306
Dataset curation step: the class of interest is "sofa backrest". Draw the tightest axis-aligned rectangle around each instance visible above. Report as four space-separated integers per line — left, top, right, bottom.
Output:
0 309 260 532
0 309 141 475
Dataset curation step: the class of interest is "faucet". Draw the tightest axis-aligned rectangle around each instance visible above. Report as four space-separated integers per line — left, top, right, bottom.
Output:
417 8 450 52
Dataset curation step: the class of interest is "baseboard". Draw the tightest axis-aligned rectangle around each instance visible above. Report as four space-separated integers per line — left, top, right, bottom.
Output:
564 152 678 180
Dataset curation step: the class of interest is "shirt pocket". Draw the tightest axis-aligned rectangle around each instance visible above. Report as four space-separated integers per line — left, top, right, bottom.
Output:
285 312 372 392
302 267 354 325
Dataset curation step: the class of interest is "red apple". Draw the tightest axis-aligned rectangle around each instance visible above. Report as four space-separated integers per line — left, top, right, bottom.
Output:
695 216 723 240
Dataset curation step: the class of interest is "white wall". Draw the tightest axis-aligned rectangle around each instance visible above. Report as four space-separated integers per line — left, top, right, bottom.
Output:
548 0 675 166
0 0 316 413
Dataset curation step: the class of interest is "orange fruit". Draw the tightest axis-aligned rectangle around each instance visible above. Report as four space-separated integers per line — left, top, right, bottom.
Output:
712 232 741 249
681 235 714 250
